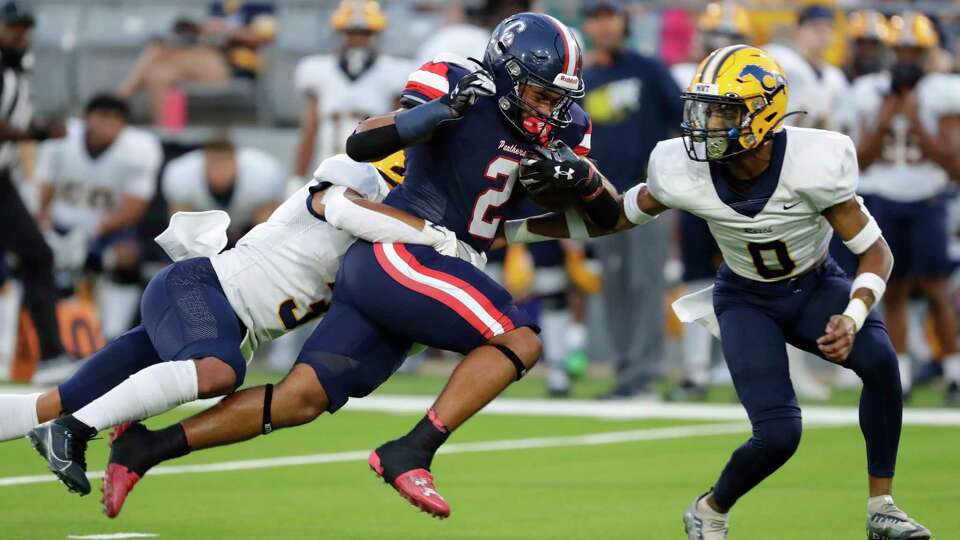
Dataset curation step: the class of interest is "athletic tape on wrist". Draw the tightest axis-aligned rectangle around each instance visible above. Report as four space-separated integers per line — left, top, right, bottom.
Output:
503 219 553 244
623 183 657 225
843 217 882 254
850 272 886 303
843 297 869 332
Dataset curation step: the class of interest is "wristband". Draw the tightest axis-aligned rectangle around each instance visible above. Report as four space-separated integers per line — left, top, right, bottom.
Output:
850 272 886 303
623 184 658 225
842 297 869 332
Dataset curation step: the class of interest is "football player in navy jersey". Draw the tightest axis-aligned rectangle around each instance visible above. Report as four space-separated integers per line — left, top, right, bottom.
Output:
102 12 617 519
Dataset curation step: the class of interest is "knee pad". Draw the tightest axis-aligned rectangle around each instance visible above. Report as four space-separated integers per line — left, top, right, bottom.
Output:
485 343 529 380
755 417 802 461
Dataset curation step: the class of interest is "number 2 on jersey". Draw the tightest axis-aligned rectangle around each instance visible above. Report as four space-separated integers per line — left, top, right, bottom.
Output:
469 156 519 239
748 240 796 280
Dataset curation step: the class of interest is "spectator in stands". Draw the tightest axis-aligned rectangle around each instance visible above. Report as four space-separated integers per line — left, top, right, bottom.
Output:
764 5 849 132
292 0 410 185
580 0 681 399
163 136 284 245
37 94 162 341
845 10 892 82
415 0 532 65
0 1 74 382
117 1 277 125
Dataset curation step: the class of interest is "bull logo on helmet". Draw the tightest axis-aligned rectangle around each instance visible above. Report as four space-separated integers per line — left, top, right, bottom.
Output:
738 64 784 93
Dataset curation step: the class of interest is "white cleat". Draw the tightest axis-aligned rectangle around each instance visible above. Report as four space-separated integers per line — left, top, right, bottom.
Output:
683 491 729 540
867 496 932 539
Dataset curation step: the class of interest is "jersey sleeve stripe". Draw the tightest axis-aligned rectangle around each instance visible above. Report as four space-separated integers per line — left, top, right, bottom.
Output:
374 243 514 339
407 70 450 95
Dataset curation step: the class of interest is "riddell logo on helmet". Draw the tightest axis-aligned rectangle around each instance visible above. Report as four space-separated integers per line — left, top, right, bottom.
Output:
554 74 580 89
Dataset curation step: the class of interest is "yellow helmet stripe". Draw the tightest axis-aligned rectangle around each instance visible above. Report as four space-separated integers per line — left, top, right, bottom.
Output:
702 44 749 83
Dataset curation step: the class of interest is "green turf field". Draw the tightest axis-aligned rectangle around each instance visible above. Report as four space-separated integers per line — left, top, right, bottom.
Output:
0 373 957 539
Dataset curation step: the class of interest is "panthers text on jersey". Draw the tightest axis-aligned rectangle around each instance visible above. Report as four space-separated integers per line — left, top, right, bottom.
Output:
37 118 162 232
850 71 960 202
162 147 286 237
387 54 592 253
764 43 851 132
208 155 389 355
647 126 858 283
295 53 412 160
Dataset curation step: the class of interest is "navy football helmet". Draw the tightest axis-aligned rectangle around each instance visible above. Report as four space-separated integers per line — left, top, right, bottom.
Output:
483 12 585 144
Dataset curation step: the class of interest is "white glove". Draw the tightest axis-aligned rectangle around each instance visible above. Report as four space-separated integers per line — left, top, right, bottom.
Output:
426 222 458 257
456 241 488 271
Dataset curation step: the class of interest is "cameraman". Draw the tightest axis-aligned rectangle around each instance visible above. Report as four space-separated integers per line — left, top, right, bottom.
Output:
852 12 960 404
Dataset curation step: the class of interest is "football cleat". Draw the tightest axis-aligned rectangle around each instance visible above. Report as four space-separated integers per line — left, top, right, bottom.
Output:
866 496 932 539
369 441 450 519
27 416 96 496
101 422 147 518
683 491 729 540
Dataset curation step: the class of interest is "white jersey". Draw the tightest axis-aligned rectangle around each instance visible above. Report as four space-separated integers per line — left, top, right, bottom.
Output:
162 147 285 236
764 44 850 132
209 155 388 353
295 54 411 161
37 118 161 231
670 62 698 93
850 72 960 202
415 24 491 66
648 127 858 282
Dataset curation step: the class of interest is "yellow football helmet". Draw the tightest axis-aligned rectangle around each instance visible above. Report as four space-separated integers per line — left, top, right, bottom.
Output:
682 45 788 162
887 12 939 49
847 10 890 43
330 0 387 33
698 1 753 41
371 150 405 189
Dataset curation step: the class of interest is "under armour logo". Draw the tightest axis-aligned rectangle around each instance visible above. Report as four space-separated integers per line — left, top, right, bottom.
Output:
554 166 574 180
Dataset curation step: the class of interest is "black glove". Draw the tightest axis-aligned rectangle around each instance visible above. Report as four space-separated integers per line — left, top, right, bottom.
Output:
519 142 602 200
445 69 497 116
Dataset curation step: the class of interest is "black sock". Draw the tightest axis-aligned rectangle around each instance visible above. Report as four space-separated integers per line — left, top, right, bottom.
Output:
114 423 190 476
60 414 97 439
401 413 450 457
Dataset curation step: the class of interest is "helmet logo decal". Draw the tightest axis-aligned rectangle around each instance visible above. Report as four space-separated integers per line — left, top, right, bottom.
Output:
500 20 527 48
738 64 784 93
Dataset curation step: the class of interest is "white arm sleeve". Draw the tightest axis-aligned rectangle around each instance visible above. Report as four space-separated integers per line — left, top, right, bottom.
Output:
322 186 449 248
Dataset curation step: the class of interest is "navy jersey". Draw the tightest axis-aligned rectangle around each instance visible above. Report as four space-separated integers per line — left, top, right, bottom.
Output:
385 55 592 253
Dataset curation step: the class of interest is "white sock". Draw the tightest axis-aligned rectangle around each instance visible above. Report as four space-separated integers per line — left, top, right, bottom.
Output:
73 360 198 432
0 393 40 441
683 322 714 386
698 493 729 517
898 354 913 393
944 353 960 384
868 495 895 513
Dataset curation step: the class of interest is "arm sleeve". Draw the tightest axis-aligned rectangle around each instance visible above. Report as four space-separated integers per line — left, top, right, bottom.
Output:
124 135 161 200
322 186 447 247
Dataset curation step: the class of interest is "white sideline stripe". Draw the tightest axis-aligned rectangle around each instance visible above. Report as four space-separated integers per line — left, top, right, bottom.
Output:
66 534 158 539
0 423 751 488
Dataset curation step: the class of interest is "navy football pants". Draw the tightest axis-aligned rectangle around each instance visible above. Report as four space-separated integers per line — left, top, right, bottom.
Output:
710 259 901 509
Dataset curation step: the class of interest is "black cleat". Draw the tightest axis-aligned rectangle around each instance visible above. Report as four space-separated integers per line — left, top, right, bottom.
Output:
27 416 96 496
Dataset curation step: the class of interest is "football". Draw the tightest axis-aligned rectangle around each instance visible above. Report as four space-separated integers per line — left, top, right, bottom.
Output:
518 150 580 212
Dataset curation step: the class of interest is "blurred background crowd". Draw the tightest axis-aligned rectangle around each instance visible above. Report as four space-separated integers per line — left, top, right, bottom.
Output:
3 0 960 405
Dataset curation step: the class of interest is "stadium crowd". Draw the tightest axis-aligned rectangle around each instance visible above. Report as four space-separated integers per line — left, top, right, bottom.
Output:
3 0 960 407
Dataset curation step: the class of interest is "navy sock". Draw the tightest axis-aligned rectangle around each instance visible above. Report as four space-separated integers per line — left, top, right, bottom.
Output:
58 325 163 413
712 417 802 511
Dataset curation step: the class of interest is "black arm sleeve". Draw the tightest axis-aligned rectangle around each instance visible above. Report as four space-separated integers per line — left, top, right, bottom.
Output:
580 188 621 230
345 123 406 163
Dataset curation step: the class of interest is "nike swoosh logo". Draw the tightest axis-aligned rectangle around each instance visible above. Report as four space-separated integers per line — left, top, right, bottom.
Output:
783 202 802 210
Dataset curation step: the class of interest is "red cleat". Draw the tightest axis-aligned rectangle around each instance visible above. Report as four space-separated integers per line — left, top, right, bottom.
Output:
369 450 450 519
101 422 141 519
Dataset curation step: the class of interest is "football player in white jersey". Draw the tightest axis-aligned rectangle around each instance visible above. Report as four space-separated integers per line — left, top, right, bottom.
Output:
12 152 464 507
850 12 960 404
764 5 849 132
36 94 162 341
507 46 930 539
668 0 751 401
163 137 285 244
291 0 410 182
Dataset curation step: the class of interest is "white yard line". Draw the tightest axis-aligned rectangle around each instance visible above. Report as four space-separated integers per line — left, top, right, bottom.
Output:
0 422 752 488
66 534 158 539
